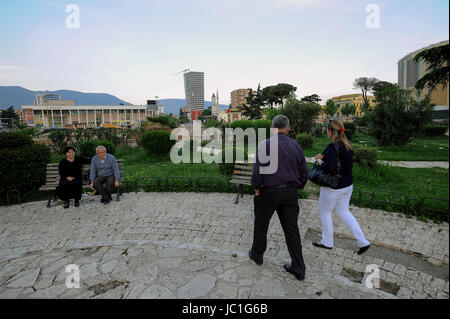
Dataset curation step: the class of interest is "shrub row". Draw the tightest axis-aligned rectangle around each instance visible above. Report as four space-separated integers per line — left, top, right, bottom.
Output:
0 133 51 198
422 125 447 137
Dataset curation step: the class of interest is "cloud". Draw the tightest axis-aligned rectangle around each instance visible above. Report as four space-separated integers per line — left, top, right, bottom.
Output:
274 0 321 8
0 65 38 71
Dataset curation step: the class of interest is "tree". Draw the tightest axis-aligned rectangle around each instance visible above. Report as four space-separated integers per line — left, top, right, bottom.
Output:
242 84 263 120
340 103 357 117
301 94 322 104
353 77 379 112
414 43 449 94
279 99 321 138
261 83 297 108
262 108 279 121
324 99 338 117
1 106 18 124
367 81 434 146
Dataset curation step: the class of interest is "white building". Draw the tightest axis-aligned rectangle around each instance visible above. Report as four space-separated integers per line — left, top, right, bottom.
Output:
21 104 160 128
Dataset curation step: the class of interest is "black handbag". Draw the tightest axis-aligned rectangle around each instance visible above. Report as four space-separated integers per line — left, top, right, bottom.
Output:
308 143 341 188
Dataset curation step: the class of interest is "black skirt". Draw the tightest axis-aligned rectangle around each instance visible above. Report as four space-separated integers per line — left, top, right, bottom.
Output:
56 177 83 201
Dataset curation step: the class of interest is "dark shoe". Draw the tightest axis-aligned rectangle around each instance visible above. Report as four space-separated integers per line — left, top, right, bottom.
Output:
357 244 370 255
63 200 70 209
312 241 333 249
100 197 106 203
248 250 263 266
103 197 112 205
284 264 305 281
74 199 80 207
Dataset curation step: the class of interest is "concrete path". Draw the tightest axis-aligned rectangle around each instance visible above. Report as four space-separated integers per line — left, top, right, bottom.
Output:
0 193 448 299
306 158 449 169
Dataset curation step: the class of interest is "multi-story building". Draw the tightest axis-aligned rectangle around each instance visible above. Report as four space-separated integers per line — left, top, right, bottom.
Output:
21 104 160 128
398 40 449 120
231 88 253 111
184 71 204 115
34 94 62 106
331 94 376 117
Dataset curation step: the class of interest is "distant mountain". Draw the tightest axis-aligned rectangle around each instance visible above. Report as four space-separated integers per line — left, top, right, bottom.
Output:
158 99 229 115
0 86 132 109
0 86 230 114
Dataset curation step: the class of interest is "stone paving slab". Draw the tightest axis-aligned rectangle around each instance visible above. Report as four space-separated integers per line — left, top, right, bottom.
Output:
0 192 448 299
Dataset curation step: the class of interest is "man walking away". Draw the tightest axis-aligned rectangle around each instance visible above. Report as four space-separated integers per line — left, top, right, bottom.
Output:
249 115 309 281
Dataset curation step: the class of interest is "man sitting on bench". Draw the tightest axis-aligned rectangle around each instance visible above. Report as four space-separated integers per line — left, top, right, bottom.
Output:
89 145 120 205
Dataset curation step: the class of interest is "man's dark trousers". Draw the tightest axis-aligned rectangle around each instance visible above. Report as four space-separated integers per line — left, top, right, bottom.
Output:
251 186 306 278
94 176 115 200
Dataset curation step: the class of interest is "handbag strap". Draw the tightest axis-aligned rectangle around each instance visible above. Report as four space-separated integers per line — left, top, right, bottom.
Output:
332 142 341 177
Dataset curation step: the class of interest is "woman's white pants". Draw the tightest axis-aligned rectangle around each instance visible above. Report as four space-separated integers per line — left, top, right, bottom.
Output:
318 185 370 248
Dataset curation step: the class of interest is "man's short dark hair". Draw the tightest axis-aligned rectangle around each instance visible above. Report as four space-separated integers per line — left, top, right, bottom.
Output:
63 145 75 155
272 115 289 129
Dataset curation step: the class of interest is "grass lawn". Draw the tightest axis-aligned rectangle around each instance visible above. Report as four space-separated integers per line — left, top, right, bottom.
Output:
303 134 449 161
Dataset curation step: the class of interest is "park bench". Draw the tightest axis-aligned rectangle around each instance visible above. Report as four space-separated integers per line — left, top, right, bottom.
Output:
230 161 254 204
39 159 124 207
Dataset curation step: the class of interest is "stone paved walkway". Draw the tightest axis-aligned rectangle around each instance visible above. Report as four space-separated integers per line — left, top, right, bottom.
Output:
0 193 448 299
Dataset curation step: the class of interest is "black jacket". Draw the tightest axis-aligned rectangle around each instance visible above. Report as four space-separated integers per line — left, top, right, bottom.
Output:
321 142 353 189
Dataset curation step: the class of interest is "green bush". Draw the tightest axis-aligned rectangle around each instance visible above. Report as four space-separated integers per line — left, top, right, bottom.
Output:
230 119 253 131
203 119 220 128
79 140 116 158
342 122 355 141
295 133 314 149
141 130 176 155
355 114 370 128
0 141 51 198
311 123 326 137
147 115 179 129
353 145 378 168
422 125 447 137
48 130 72 154
0 132 33 149
252 119 272 141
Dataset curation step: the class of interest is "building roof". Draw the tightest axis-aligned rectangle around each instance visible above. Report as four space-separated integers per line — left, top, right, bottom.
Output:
398 40 449 64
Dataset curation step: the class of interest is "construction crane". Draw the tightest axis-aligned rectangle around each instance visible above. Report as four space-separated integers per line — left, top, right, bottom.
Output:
173 68 190 75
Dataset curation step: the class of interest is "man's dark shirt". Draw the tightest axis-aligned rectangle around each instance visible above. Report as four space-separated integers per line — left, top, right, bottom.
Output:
251 133 309 190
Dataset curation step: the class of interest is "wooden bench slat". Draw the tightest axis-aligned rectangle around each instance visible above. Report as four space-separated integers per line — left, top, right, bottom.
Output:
230 179 252 185
234 165 253 171
233 170 252 176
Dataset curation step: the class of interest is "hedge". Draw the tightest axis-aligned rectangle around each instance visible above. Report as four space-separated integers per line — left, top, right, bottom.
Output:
79 140 116 158
342 121 355 141
295 133 314 149
0 132 33 149
0 143 51 198
141 130 176 155
353 145 378 168
422 125 447 137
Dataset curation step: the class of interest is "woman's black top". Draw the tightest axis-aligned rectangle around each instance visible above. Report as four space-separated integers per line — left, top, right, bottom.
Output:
321 141 353 189
58 156 91 180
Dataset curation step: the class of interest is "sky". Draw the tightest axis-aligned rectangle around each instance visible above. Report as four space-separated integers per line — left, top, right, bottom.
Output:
0 0 448 105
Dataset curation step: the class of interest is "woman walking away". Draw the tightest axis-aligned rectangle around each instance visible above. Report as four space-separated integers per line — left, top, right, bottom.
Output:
56 146 91 209
313 120 371 255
